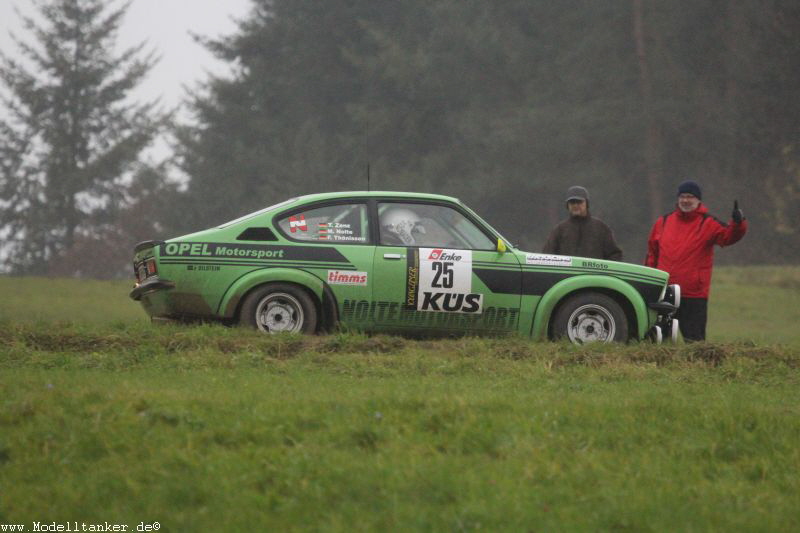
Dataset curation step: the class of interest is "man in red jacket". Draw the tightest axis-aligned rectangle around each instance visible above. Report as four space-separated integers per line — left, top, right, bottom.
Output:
645 180 748 341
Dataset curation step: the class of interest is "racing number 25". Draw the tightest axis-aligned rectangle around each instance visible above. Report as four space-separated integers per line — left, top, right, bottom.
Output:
431 262 454 289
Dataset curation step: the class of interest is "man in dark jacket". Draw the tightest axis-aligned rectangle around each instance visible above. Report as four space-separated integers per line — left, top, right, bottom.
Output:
645 180 748 341
542 186 623 261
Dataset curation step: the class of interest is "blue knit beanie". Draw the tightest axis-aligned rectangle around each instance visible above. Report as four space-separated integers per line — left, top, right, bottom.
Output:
677 180 702 200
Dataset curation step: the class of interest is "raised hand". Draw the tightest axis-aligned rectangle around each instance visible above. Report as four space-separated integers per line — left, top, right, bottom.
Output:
732 200 744 224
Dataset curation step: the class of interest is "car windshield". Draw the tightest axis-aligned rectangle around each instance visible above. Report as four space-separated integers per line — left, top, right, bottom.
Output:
216 198 297 228
460 203 515 248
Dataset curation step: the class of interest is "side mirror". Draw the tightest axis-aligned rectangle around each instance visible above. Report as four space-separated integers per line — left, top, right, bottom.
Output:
497 238 507 254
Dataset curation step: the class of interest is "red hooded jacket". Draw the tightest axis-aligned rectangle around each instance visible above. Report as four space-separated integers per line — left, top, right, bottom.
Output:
645 204 747 298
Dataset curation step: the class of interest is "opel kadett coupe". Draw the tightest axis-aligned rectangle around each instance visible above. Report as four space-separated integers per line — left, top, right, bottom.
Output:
131 191 680 343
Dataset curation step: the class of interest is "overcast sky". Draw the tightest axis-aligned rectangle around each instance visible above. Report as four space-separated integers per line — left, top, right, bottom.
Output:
0 0 253 111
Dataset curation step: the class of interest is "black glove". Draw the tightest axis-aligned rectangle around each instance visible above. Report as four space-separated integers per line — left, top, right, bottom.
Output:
732 200 744 224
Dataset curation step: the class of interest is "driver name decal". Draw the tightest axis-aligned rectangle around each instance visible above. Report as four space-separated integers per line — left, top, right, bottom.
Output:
317 221 366 242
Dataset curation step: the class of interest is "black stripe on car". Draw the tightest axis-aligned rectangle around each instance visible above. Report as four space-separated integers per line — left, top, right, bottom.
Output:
520 266 665 285
160 260 357 270
474 269 663 297
472 260 665 286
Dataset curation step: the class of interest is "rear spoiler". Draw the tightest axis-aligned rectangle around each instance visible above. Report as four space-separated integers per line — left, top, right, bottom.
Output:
134 240 165 253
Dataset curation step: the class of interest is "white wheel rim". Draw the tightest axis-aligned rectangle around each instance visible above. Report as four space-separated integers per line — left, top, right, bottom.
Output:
255 292 304 333
567 304 616 344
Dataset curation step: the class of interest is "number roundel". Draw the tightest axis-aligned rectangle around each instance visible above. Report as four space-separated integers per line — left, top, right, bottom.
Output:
431 261 454 289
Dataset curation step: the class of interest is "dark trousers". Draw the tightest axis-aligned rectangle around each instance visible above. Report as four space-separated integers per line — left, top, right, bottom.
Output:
676 297 709 342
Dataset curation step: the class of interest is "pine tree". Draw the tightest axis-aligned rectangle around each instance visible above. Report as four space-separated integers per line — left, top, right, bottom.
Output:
0 0 159 275
177 0 799 261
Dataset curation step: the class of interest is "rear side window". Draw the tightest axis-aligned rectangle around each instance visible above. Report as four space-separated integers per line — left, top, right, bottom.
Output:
237 227 278 241
277 203 369 244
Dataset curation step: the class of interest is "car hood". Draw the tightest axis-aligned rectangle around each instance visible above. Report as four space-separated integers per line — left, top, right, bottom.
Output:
514 251 669 283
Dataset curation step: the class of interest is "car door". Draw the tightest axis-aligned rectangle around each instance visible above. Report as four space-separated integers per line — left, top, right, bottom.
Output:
371 201 522 334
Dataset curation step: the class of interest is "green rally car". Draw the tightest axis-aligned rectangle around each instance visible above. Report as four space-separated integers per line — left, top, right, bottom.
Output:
130 191 680 343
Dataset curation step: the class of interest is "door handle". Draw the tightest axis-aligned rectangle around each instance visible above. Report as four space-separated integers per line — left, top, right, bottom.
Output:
383 253 404 260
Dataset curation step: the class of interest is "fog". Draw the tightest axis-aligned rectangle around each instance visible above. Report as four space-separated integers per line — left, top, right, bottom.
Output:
1 0 798 277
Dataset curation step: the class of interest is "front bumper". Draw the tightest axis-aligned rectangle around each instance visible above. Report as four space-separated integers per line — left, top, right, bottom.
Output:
647 284 680 343
647 317 680 343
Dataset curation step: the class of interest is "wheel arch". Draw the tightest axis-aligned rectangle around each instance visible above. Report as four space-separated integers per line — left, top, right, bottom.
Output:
531 275 648 341
219 268 325 320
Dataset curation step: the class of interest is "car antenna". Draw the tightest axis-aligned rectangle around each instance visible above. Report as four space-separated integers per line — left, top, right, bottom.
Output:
367 162 371 192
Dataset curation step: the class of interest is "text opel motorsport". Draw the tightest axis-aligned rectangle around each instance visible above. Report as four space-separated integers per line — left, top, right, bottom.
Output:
131 192 680 343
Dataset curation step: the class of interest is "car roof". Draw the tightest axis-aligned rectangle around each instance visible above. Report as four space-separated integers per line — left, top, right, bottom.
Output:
214 191 464 229
292 191 462 203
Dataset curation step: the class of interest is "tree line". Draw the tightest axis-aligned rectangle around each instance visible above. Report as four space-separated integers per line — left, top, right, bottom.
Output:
2 0 798 278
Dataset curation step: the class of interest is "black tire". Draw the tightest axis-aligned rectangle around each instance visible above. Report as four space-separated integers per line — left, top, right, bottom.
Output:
240 283 318 334
551 291 628 344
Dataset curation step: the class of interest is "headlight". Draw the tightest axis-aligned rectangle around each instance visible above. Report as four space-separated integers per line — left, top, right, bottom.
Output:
665 284 681 309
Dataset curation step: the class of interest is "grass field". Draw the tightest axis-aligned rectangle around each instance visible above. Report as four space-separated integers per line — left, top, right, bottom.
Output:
1 267 799 531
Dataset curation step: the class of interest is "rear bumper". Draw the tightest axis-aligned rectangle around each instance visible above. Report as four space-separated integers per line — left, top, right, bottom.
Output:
129 277 175 301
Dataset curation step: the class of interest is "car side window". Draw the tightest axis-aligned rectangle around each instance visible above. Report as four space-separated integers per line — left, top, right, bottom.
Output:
378 202 495 250
277 203 369 243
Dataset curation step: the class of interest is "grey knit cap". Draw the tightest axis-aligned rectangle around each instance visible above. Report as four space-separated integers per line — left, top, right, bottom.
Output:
565 186 589 203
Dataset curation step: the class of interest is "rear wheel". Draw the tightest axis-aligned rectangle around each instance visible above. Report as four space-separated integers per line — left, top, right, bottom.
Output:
240 283 318 334
551 292 628 344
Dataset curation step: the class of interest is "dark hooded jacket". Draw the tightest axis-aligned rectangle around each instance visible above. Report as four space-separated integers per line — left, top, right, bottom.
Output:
542 213 623 260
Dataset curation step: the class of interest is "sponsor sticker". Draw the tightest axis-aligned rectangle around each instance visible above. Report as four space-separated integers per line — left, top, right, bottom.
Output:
163 242 285 258
526 253 573 267
414 248 482 313
419 248 472 293
327 270 368 286
160 242 350 263
405 248 420 309
188 265 220 271
343 299 516 328
289 215 307 232
581 260 609 270
418 291 483 313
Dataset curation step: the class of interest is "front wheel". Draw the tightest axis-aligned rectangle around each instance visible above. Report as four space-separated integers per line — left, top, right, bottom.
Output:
551 292 628 344
240 283 318 334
